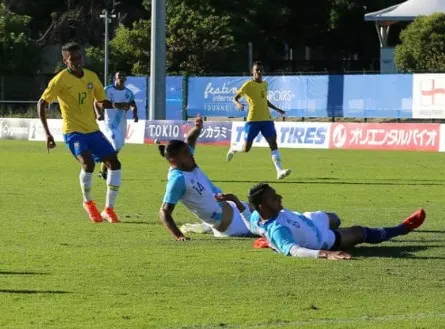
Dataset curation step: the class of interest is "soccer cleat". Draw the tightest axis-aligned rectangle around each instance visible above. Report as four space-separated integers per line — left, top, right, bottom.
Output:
253 237 270 249
401 208 426 232
226 148 235 162
277 168 291 180
83 201 103 223
101 207 120 223
97 171 107 180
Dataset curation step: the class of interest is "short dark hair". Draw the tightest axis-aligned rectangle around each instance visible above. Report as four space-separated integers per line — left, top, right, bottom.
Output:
158 140 187 159
252 61 263 67
62 42 81 54
248 183 270 211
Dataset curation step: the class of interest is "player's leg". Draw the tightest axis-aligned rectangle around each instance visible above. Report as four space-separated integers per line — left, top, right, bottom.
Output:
331 209 426 250
304 211 341 231
226 122 258 161
64 132 103 223
262 121 290 180
326 212 341 229
88 131 122 223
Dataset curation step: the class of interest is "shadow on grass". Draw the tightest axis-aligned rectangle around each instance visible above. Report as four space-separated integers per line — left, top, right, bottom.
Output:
415 230 445 234
0 289 71 294
349 245 444 259
0 271 48 276
199 178 445 187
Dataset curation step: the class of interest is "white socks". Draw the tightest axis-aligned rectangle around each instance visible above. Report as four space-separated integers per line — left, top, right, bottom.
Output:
106 169 121 208
271 149 283 171
231 143 244 152
79 170 93 202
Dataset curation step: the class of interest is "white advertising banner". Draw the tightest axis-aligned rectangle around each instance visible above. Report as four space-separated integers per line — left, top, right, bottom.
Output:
413 73 445 119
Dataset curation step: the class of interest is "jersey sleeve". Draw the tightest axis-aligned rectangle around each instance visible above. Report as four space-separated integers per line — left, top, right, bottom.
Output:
93 74 107 101
40 75 62 103
162 172 186 204
236 81 249 97
268 225 299 256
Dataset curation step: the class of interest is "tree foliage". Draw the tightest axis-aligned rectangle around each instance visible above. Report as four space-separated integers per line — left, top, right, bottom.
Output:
0 2 40 74
395 13 445 72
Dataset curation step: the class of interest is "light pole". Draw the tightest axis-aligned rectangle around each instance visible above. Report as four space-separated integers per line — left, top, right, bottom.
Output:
100 9 116 85
149 0 166 120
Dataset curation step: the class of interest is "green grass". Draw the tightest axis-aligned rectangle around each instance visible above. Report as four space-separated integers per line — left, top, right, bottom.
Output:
1 140 445 329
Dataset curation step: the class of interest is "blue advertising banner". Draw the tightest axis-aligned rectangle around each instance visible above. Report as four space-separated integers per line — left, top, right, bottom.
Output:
187 76 342 118
144 120 232 145
125 76 183 120
342 74 413 118
125 76 147 120
165 76 183 120
187 77 246 118
187 74 414 119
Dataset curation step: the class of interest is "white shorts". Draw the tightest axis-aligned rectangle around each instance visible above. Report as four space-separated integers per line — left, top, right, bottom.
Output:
303 211 336 250
103 128 125 152
212 201 253 238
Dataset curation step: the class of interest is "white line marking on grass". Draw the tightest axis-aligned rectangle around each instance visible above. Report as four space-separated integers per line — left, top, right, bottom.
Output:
178 312 445 329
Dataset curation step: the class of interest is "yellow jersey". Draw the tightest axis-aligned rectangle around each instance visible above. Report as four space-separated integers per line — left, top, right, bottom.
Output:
236 80 271 122
40 69 107 134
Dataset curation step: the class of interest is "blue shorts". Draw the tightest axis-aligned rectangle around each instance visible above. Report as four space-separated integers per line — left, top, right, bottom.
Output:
64 131 116 162
244 121 277 143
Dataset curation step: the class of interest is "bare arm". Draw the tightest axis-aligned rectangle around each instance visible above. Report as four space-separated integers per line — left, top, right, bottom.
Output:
93 100 104 120
130 100 138 122
267 100 285 115
37 99 56 150
159 203 188 241
185 115 203 149
233 94 244 110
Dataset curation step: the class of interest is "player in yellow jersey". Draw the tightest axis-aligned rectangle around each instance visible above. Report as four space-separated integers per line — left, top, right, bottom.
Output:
37 42 125 224
226 61 291 180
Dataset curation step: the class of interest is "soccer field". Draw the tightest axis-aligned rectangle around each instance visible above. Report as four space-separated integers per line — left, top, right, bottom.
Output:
1 140 445 329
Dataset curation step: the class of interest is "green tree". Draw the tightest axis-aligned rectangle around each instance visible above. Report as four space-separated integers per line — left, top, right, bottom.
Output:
395 13 445 72
0 2 40 74
87 0 236 75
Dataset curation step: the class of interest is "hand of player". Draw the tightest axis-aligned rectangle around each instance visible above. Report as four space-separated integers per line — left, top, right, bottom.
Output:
96 112 104 121
322 250 352 260
133 114 139 123
214 193 240 203
276 108 285 116
46 134 56 152
176 236 190 242
195 115 203 129
235 103 245 111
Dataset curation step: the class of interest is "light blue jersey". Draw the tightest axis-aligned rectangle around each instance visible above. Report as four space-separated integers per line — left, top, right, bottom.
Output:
163 146 224 227
249 209 334 256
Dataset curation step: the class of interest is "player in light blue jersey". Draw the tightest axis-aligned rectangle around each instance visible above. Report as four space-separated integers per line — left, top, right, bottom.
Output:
159 116 254 241
97 70 138 180
217 183 426 260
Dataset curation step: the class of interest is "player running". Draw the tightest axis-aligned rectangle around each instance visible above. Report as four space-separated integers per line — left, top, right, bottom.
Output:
226 61 291 180
37 42 123 224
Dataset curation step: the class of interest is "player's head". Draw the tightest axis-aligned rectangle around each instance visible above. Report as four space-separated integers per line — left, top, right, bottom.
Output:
251 61 263 82
114 70 127 88
62 42 83 73
248 183 283 217
159 140 195 170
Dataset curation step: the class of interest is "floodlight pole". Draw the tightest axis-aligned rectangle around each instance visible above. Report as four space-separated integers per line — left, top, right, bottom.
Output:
149 0 166 120
100 9 116 85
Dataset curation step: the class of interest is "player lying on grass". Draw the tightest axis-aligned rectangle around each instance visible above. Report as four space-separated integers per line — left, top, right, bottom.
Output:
158 116 255 241
215 183 426 260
